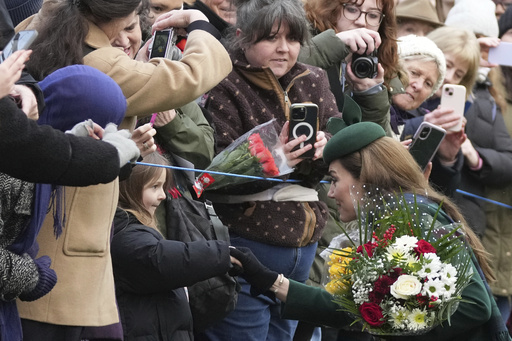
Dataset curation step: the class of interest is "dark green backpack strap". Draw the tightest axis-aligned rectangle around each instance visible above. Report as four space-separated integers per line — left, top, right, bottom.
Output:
204 200 230 242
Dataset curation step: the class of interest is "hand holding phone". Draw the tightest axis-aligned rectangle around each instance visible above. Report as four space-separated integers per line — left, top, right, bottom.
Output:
409 122 446 171
288 103 319 158
439 84 466 132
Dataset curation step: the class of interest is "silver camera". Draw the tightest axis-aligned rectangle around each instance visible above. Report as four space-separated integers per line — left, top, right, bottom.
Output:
149 29 182 61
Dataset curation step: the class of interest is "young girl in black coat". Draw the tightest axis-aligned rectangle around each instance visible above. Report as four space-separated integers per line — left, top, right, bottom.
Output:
111 152 240 341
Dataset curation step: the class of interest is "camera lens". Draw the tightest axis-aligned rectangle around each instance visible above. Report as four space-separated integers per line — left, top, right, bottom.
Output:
351 52 378 79
352 58 372 78
419 127 430 139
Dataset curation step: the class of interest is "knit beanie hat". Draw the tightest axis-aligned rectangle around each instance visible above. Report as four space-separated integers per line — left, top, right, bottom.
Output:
396 0 444 28
397 34 446 96
445 0 499 38
38 64 127 131
499 6 512 38
5 0 42 27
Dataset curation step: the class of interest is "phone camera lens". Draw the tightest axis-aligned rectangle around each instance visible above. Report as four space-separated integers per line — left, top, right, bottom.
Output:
419 128 430 139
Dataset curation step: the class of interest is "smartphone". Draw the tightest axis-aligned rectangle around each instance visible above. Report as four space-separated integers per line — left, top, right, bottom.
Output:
488 42 512 67
440 84 466 132
289 103 318 158
0 30 38 63
149 29 181 60
409 122 446 171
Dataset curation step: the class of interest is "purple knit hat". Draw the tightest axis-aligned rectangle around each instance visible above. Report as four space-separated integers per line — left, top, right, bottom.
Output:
38 64 127 131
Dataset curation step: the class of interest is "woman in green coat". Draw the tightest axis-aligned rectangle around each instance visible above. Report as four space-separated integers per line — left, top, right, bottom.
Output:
230 118 510 341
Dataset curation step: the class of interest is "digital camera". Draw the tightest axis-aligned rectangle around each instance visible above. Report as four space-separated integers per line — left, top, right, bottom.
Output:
351 50 378 79
149 29 183 61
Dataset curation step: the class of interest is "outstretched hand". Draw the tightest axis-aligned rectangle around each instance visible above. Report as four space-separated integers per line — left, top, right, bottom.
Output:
229 246 279 297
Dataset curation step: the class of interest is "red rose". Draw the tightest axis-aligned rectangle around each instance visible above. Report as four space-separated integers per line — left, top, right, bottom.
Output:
414 240 436 255
356 243 374 257
359 302 385 327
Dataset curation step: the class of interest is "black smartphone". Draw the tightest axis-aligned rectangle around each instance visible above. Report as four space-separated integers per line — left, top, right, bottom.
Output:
409 122 446 171
0 30 38 63
289 103 319 158
149 29 181 60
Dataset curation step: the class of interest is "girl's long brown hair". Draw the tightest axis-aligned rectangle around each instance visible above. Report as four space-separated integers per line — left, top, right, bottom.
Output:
118 152 172 229
337 137 495 282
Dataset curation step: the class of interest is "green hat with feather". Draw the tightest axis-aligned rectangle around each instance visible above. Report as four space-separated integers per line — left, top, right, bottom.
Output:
323 95 386 164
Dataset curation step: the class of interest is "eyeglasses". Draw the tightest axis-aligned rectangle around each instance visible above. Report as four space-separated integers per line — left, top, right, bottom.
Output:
342 4 385 27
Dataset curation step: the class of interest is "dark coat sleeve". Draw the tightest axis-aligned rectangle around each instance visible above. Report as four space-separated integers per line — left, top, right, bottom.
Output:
0 0 14 50
0 96 121 185
111 224 231 295
469 107 512 186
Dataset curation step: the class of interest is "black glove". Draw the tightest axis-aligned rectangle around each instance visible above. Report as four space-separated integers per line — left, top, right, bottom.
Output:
19 256 57 302
229 246 279 297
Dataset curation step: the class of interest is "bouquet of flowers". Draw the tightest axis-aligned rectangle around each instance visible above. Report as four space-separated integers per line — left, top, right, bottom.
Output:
193 119 293 197
323 188 473 336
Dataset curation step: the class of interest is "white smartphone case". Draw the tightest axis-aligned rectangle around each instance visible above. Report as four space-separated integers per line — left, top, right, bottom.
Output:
440 84 466 132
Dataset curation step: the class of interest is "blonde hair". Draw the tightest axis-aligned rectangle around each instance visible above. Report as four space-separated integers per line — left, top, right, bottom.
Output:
427 26 480 100
337 136 495 282
118 152 172 229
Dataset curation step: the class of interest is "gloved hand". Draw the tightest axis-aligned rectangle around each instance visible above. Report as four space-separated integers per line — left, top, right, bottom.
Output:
19 256 57 302
229 246 279 297
102 123 140 167
65 119 94 137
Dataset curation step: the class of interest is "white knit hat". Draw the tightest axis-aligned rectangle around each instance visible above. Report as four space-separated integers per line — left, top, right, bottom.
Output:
397 34 446 96
445 0 499 38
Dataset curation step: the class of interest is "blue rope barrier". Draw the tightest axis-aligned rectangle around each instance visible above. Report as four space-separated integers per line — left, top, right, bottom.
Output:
455 189 512 210
135 162 302 183
135 162 512 209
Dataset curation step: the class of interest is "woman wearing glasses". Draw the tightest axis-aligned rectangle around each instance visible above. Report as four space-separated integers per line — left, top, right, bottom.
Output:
302 0 400 137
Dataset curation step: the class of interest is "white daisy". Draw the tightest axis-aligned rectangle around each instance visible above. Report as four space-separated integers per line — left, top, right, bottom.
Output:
440 263 458 283
390 306 408 330
392 235 418 251
407 308 429 331
421 278 444 298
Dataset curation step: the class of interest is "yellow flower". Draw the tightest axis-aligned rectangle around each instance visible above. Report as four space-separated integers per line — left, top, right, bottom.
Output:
325 279 351 295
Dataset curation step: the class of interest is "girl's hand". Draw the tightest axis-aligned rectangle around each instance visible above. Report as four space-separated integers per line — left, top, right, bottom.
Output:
460 138 480 168
152 9 209 34
132 123 157 157
152 110 177 127
312 131 327 161
335 28 381 55
401 138 412 149
0 49 31 98
346 62 385 92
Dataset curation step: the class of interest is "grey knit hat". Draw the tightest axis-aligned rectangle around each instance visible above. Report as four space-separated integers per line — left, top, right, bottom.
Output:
5 0 42 27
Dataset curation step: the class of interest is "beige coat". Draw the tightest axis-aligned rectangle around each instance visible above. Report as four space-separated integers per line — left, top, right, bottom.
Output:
17 183 120 326
16 0 232 129
16 1 231 327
